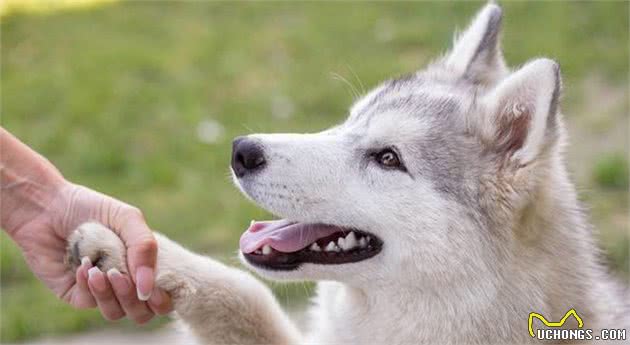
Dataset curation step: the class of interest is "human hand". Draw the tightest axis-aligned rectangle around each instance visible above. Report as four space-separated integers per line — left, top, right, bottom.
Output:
7 182 173 323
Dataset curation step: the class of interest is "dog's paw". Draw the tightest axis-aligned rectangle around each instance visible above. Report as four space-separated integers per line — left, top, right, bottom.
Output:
66 222 127 274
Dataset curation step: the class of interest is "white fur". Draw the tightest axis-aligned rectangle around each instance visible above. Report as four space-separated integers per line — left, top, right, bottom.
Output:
445 3 508 84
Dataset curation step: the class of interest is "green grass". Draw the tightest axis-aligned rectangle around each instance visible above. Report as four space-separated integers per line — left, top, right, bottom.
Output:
1 1 628 342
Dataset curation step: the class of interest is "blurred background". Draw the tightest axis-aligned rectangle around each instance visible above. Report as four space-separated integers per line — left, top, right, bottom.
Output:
1 1 628 343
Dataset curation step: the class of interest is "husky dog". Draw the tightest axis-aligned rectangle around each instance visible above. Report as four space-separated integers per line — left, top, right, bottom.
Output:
67 3 629 344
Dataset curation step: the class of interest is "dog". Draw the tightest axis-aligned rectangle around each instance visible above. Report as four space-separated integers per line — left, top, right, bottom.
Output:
67 3 629 344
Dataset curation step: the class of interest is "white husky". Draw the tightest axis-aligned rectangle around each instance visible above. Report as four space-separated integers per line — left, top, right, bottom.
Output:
67 3 629 344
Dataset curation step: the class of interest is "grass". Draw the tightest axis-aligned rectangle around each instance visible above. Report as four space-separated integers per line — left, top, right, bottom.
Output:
1 1 628 342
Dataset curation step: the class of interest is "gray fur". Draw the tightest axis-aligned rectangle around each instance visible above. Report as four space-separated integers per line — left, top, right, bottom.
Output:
466 4 503 82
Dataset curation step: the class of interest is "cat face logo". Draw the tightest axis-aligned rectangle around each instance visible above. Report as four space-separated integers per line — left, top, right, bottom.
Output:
528 309 584 337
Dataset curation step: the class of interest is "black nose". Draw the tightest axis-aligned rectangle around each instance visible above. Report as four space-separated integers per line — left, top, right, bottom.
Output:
231 136 266 177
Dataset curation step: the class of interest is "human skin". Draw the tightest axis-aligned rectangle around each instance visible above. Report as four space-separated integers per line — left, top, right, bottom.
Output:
0 127 172 323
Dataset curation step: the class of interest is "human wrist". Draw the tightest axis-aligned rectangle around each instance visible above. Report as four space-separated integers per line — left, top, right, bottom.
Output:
0 128 69 235
1 170 69 237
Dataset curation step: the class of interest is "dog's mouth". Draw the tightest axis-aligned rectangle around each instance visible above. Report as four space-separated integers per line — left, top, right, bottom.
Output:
240 220 383 271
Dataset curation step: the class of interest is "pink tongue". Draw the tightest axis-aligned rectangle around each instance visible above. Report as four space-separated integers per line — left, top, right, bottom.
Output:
240 220 342 253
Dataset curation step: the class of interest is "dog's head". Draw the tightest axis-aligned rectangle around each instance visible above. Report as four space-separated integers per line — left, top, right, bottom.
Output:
233 4 563 287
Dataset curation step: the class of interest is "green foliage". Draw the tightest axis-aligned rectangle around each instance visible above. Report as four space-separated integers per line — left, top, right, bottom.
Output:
593 154 629 189
1 1 628 342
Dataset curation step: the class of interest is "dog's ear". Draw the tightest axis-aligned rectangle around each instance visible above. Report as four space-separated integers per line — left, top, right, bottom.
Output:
480 58 561 165
445 3 507 84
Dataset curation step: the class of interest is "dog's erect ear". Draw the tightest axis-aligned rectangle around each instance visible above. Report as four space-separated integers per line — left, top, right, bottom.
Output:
480 59 561 165
445 3 507 84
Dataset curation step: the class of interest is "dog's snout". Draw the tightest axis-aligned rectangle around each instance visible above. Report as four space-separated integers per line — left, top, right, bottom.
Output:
231 136 266 177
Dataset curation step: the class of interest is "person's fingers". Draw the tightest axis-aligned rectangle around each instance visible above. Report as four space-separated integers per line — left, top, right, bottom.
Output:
106 268 155 325
147 288 173 316
113 209 157 301
87 267 125 321
73 257 97 308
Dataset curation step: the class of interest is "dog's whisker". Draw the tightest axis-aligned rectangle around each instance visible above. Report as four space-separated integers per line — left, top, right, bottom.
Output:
331 72 360 100
346 64 366 95
240 123 256 133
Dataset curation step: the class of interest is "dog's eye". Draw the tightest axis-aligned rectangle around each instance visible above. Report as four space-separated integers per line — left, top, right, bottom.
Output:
375 149 402 169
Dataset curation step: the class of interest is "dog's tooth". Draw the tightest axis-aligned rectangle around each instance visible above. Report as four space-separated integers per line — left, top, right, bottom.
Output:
255 249 262 255
262 245 272 255
344 232 358 250
358 237 367 248
345 231 356 241
325 242 336 252
337 237 345 250
310 243 321 251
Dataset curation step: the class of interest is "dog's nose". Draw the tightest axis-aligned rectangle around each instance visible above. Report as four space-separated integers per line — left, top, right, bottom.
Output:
231 136 266 177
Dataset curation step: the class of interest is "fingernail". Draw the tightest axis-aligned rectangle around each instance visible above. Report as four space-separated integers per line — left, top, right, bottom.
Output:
88 267 106 292
107 268 129 292
106 268 121 278
81 256 91 267
148 288 163 306
87 266 100 279
136 266 154 301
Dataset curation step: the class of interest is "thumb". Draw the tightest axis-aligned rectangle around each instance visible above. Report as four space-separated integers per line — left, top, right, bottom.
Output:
114 209 157 301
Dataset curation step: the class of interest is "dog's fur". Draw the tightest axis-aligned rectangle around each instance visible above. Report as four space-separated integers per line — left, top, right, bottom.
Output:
68 4 629 344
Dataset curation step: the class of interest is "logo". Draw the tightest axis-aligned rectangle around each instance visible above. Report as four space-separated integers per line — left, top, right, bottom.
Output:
528 309 626 341
528 309 583 337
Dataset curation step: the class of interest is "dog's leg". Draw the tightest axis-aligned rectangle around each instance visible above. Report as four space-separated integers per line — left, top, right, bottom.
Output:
67 222 301 345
